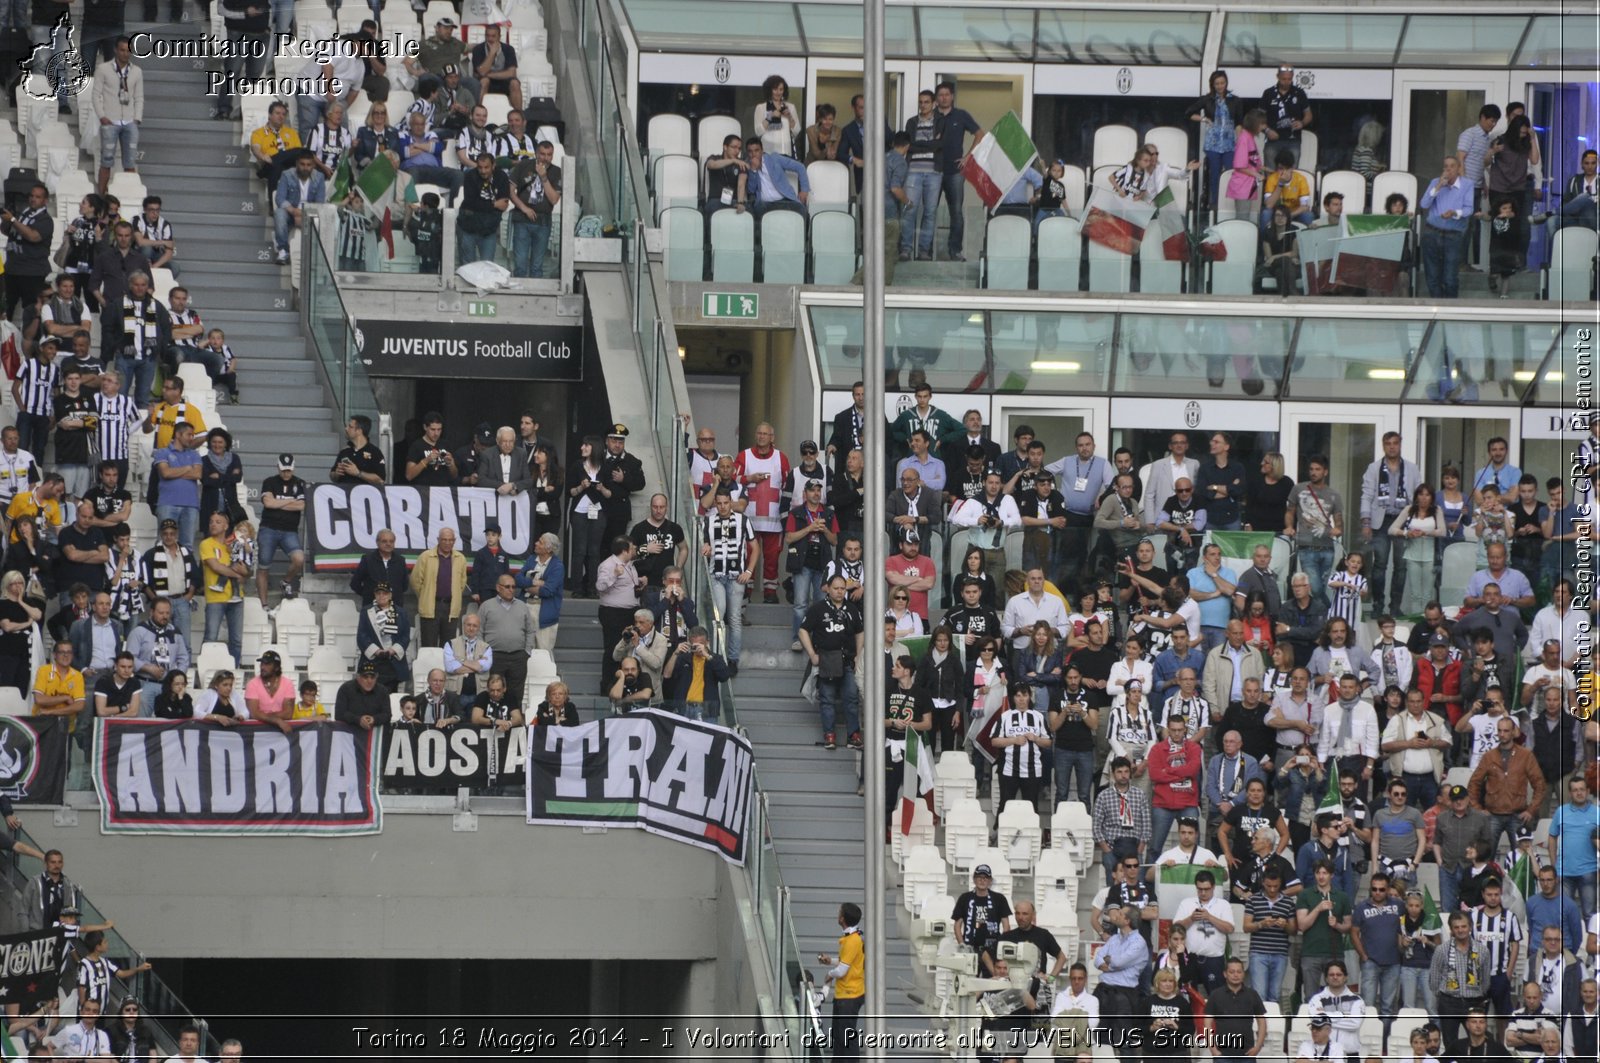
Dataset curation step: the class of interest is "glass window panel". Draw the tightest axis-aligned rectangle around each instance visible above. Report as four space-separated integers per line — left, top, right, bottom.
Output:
623 0 799 51
1516 15 1600 69
796 4 918 56
1514 322 1580 405
1288 318 1425 401
1036 10 1209 65
1404 320 1562 404
1397 16 1527 66
811 306 990 394
1114 314 1295 398
1221 13 1405 66
990 311 1116 393
916 7 1036 61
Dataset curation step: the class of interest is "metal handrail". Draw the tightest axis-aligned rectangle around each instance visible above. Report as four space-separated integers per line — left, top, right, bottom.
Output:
1 825 219 1059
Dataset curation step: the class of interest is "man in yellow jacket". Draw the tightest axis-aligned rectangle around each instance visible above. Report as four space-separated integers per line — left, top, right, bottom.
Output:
409 527 468 648
818 902 865 1061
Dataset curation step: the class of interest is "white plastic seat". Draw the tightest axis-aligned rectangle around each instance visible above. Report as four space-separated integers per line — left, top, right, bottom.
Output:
892 798 937 869
760 210 805 283
480 95 512 129
176 363 212 399
983 214 1031 290
943 797 989 872
1547 227 1597 301
1357 1016 1384 1061
1087 235 1133 293
652 153 699 219
709 208 754 282
241 599 274 662
194 642 236 686
1093 124 1138 170
996 800 1042 871
1051 800 1095 866
1036 215 1082 292
1371 170 1418 214
1138 226 1183 293
273 599 320 664
1060 163 1087 217
321 599 360 659
809 210 857 285
1208 218 1258 295
661 206 705 283
903 844 949 913
1297 129 1319 173
107 172 147 205
0 687 30 716
306 644 351 687
647 113 692 164
1142 125 1190 171
934 751 976 817
1439 540 1479 608
1318 169 1368 215
1215 169 1257 220
805 160 849 215
149 268 177 305
1034 848 1079 912
411 647 445 692
694 114 741 165
1390 1010 1430 1054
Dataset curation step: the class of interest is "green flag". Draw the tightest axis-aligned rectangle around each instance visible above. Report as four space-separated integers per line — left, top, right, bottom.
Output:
1505 849 1534 911
331 151 353 205
1420 885 1443 931
1210 530 1277 572
1316 770 1343 816
899 634 930 663
1159 863 1230 886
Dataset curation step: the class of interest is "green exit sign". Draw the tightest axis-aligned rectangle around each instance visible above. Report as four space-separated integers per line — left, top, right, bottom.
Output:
467 300 498 317
702 292 759 319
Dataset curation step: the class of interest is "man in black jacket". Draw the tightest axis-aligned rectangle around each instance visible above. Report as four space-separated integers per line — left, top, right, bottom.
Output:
335 661 392 730
1274 573 1326 668
599 424 646 546
349 529 408 608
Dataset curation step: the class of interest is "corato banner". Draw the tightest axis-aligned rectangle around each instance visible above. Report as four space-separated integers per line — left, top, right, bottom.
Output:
305 483 534 571
93 720 381 836
352 318 584 381
381 724 526 790
526 710 755 865
0 716 68 806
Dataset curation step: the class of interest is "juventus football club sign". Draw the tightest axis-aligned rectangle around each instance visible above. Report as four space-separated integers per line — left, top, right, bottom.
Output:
526 710 756 865
93 720 381 836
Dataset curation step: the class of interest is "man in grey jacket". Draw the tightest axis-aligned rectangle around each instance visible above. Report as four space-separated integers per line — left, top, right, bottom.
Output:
475 427 532 495
477 575 535 708
1359 432 1422 617
20 849 78 931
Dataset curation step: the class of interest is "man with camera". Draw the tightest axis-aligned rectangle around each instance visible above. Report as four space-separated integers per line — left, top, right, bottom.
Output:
660 626 727 723
1381 687 1454 810
404 412 457 487
783 480 838 651
1 183 54 321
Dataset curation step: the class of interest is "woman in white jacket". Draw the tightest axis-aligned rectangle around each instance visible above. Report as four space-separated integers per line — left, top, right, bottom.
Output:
753 75 801 158
1388 483 1445 615
1107 633 1155 698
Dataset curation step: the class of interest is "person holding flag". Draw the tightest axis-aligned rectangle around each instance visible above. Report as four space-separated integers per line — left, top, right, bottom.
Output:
1400 887 1444 1013
885 654 933 837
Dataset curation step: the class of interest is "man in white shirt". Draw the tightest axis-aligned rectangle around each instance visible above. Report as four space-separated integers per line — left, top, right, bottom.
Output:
1524 578 1586 666
52 997 113 1061
1049 961 1101 1045
165 1025 210 1063
1316 675 1380 784
1002 568 1069 653
1172 869 1235 992
1150 816 1221 882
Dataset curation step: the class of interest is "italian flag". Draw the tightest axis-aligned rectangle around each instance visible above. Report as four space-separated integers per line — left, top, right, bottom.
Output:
332 152 418 259
961 111 1037 209
1082 185 1155 255
898 727 936 835
1332 214 1409 292
1296 224 1340 295
1198 226 1228 261
1153 185 1189 261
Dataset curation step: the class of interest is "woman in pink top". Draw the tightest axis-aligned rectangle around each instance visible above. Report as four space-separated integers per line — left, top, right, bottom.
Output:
1224 109 1269 219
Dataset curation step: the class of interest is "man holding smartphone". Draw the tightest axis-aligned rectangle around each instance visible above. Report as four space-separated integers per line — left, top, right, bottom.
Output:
1380 688 1453 810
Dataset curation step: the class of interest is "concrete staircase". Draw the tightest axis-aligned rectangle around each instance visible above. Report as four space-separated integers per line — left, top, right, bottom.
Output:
548 596 932 1045
123 16 343 486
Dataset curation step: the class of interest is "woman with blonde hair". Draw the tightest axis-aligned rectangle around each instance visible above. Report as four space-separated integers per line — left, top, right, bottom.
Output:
1245 451 1294 533
0 569 41 693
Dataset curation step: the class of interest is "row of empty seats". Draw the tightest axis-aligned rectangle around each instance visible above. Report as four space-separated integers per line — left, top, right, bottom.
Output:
661 206 858 285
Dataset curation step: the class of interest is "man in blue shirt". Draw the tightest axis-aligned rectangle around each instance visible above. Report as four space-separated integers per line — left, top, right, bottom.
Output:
1468 437 1522 504
933 81 983 261
152 422 202 549
1095 901 1149 1051
1188 545 1239 651
995 167 1042 219
1524 862 1585 969
1047 432 1114 585
743 138 810 217
1547 775 1599 915
1419 156 1474 298
1151 625 1206 706
398 111 463 204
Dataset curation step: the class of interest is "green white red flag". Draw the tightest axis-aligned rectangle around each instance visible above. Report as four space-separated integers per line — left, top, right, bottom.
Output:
1082 185 1155 255
1152 185 1189 261
962 111 1038 209
898 727 936 835
1332 214 1410 291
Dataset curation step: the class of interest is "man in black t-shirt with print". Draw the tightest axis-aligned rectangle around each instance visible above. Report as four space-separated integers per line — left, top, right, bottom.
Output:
405 412 457 487
630 493 687 600
333 415 387 486
952 864 1013 956
257 454 307 608
51 367 96 500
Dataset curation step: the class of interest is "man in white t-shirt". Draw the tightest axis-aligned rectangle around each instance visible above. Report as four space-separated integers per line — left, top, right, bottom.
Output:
1149 816 1220 883
1049 960 1101 1050
1295 1015 1337 1061
1458 686 1512 769
1171 869 1235 993
165 1026 210 1063
52 998 112 1061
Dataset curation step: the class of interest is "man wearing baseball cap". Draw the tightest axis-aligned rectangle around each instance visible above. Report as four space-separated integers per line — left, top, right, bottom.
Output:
406 17 479 101
951 864 1012 954
1433 784 1496 918
335 660 391 731
256 453 306 609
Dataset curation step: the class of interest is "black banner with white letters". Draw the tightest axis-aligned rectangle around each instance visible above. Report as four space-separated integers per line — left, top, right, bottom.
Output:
0 716 68 806
352 319 584 381
381 725 526 790
0 929 66 1010
93 720 381 836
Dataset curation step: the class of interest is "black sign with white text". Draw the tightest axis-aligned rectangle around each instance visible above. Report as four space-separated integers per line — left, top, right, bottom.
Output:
382 725 526 789
352 319 584 381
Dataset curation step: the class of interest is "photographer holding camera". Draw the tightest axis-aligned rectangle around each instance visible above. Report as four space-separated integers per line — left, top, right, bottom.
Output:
660 626 727 723
1 184 54 321
404 412 458 487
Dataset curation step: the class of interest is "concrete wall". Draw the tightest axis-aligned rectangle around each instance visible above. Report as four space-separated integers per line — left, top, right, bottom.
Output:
19 808 720 961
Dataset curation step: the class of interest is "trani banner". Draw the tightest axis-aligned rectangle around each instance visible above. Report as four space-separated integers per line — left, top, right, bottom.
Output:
526 710 756 865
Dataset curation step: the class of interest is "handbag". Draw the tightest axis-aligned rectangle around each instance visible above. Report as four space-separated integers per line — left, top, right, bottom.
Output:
817 649 845 680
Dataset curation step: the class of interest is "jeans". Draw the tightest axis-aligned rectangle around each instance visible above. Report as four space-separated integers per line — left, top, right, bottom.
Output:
902 172 941 257
1488 812 1525 860
510 219 551 278
216 31 270 116
817 670 860 739
1368 523 1404 614
707 574 746 662
1249 951 1288 1006
98 123 139 171
205 600 243 666
13 412 50 458
270 0 294 42
297 95 332 142
791 567 823 638
1298 545 1335 609
1547 193 1598 241
1147 804 1199 863
0 0 26 32
155 504 199 550
1421 225 1464 298
1437 863 1461 918
1563 872 1597 913
1204 148 1232 207
116 355 158 404
1260 208 1314 229
941 171 967 255
1300 954 1335 998
273 203 304 252
1054 748 1094 805
168 596 195 656
59 465 89 499
1360 959 1399 1025
458 226 500 267
1399 966 1435 1015
1402 771 1439 812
